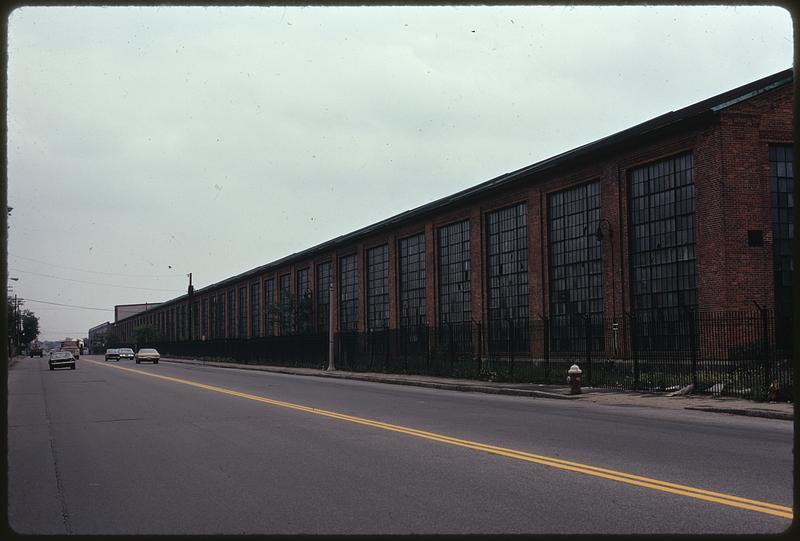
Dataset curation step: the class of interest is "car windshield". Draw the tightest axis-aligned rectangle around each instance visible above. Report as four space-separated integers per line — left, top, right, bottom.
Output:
118 348 133 353
139 349 158 354
51 352 73 359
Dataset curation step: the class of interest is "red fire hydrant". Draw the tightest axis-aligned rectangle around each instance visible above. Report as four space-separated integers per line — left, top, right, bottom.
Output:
567 364 582 395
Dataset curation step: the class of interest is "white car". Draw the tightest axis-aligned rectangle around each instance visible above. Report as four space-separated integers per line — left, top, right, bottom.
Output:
135 348 160 364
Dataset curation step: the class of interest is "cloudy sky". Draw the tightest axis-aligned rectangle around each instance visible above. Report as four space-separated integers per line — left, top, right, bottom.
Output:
6 5 793 341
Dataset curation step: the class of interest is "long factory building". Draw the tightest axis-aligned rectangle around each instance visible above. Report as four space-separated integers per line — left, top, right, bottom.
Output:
102 69 794 352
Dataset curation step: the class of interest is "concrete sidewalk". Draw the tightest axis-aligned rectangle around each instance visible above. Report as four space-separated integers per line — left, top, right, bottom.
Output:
159 356 794 421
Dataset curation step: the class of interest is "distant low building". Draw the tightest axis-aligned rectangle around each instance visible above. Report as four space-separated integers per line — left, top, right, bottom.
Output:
87 321 112 354
115 303 161 323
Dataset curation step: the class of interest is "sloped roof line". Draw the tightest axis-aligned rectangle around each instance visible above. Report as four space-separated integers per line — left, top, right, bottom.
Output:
117 68 793 319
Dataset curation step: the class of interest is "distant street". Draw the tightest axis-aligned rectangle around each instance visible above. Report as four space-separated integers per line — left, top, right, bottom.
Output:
7 354 793 534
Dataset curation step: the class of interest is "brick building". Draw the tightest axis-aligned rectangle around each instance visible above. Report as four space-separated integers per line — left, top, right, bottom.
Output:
106 69 793 360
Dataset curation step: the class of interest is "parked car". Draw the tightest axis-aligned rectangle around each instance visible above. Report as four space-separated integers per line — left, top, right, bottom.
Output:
117 348 135 361
104 348 120 361
49 351 76 370
135 348 160 364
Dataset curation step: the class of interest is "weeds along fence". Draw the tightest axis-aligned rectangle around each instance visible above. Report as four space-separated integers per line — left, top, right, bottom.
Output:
132 308 792 402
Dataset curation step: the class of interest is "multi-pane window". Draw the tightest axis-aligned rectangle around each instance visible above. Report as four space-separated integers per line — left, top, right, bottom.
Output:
316 262 332 333
770 145 794 320
339 254 358 332
437 221 471 325
296 268 312 333
486 203 529 351
399 233 426 327
192 301 198 340
201 298 209 339
366 245 389 331
227 289 236 338
264 278 275 336
279 274 291 334
216 293 226 339
205 295 217 340
548 182 604 351
238 286 247 338
629 152 696 351
629 152 697 312
180 304 186 340
250 283 260 337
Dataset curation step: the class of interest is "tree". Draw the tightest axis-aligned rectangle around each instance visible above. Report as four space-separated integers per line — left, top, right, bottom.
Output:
267 290 313 335
134 324 161 344
105 332 121 347
7 297 39 353
20 310 39 345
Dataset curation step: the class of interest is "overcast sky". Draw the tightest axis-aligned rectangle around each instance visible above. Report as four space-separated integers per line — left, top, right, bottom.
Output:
6 5 793 341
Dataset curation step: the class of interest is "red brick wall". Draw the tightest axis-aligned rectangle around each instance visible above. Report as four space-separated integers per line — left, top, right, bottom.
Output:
118 83 793 339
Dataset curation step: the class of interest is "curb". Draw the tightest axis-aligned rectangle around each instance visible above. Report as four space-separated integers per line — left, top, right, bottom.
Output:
684 406 793 421
161 357 578 400
160 357 790 418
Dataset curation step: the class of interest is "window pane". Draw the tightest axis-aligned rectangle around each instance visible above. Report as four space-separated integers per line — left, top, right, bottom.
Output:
399 233 426 327
367 245 389 331
770 144 794 319
339 255 358 332
486 203 528 351
629 152 696 351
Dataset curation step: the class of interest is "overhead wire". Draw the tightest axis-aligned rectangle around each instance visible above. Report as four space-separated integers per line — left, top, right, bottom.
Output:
8 252 185 278
9 268 185 293
20 298 114 311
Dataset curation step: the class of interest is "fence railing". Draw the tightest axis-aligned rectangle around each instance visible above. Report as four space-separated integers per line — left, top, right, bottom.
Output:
128 308 793 402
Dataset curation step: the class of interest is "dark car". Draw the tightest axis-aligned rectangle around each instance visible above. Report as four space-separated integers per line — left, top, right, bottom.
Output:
135 348 160 364
117 347 134 361
104 348 119 361
30 345 43 357
49 351 76 370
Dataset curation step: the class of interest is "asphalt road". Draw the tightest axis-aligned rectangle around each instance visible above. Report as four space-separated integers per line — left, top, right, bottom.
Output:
7 354 794 534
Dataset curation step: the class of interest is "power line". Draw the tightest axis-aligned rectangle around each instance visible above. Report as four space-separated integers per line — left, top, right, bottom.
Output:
9 268 184 293
8 253 184 278
20 298 113 311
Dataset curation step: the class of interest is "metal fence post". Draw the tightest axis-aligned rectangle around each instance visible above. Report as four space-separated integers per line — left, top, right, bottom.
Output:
543 316 550 383
585 314 592 387
631 313 640 390
509 318 515 381
476 322 482 376
402 327 408 373
760 306 771 390
448 324 454 377
688 308 698 389
425 325 430 372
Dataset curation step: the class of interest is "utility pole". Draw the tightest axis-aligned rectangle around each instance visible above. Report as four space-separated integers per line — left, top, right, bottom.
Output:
187 273 194 340
13 294 19 354
327 281 335 371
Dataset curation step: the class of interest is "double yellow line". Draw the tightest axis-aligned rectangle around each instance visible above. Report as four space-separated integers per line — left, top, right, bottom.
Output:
90 359 793 520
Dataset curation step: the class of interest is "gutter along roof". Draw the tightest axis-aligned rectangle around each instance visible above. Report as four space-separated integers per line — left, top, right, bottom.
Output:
117 68 793 322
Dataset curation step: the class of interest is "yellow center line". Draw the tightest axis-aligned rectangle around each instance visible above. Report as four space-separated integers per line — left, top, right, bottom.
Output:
88 359 793 520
